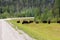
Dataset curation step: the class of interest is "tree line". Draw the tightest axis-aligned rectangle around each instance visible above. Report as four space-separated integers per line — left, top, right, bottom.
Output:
0 0 60 22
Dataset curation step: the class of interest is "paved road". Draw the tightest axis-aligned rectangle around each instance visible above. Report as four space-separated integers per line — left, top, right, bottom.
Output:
0 20 2 40
0 19 35 40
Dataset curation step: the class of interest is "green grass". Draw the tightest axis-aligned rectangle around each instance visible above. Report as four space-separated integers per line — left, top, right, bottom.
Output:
8 20 60 40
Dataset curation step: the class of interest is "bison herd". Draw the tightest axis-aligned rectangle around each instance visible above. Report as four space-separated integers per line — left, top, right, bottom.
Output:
17 20 34 24
17 20 60 24
42 21 50 24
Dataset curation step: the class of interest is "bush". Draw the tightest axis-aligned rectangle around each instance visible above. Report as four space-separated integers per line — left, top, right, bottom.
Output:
51 18 57 23
1 12 10 18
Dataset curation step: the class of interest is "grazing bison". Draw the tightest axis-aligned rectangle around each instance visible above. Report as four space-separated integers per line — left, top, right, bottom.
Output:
29 20 33 23
22 20 29 24
42 21 47 23
17 20 20 23
35 21 39 24
48 21 50 24
57 21 60 23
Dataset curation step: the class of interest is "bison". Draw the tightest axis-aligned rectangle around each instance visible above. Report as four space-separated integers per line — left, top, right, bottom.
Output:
42 21 47 23
29 20 33 23
17 20 20 23
22 20 29 24
48 21 50 24
57 21 60 23
35 21 39 24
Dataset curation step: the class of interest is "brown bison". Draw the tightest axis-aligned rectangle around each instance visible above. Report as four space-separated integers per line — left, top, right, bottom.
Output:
29 20 33 23
35 21 39 24
48 21 50 24
42 21 47 23
17 20 20 23
22 20 29 24
57 21 60 23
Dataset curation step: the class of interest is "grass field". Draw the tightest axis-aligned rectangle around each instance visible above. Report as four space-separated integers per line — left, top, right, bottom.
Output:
8 19 60 40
